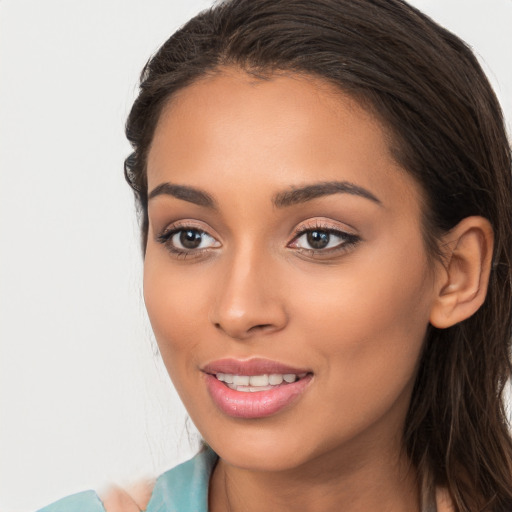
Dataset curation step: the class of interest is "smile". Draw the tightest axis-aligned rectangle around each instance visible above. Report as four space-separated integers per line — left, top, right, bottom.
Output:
215 372 308 392
202 359 313 418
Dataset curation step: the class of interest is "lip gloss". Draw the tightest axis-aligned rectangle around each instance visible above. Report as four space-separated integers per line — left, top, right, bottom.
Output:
202 358 313 419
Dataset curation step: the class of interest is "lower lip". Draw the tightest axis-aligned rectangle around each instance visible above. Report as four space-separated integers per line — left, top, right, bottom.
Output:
205 373 313 419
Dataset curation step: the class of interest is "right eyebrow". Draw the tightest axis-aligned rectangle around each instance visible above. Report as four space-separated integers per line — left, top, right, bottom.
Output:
148 183 217 209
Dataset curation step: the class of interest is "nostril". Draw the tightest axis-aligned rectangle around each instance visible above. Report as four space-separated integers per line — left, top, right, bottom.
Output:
209 300 288 339
248 324 273 333
213 320 281 340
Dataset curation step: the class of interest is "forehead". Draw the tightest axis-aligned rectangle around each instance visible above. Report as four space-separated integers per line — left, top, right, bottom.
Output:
147 68 422 212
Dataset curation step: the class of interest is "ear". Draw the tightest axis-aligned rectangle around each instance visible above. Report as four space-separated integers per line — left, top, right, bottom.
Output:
429 216 494 329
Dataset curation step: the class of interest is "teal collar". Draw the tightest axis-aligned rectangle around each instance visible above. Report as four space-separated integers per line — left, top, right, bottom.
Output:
147 448 218 512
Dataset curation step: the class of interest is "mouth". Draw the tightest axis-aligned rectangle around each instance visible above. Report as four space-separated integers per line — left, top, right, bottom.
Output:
212 371 309 392
202 358 313 419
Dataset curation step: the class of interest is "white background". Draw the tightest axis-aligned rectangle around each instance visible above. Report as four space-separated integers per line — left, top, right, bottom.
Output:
0 1 510 511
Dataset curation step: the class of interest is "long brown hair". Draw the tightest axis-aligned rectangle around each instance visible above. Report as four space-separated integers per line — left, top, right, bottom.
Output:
124 1 512 510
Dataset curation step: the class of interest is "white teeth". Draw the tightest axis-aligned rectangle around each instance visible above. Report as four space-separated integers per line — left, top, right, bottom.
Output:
216 372 306 388
232 375 250 386
249 375 269 386
268 374 284 385
250 385 273 391
216 373 235 384
236 385 274 392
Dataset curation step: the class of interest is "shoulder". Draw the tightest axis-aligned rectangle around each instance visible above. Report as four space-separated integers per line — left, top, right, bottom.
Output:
101 448 218 512
36 490 105 512
100 480 154 512
36 482 154 512
36 448 218 512
145 447 218 511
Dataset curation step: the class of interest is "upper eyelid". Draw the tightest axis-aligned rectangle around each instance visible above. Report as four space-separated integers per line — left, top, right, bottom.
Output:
157 225 221 256
291 219 358 237
156 218 359 243
289 220 361 248
157 219 217 237
290 227 359 244
294 224 350 234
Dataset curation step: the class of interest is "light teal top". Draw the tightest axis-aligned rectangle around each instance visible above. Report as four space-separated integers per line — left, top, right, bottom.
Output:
37 448 218 512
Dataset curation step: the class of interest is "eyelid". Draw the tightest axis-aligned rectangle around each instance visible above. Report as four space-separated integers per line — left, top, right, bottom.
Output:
290 218 358 239
287 218 361 255
156 219 218 239
156 220 222 258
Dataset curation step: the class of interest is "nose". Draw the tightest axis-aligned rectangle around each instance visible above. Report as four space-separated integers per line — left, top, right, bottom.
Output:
209 250 288 341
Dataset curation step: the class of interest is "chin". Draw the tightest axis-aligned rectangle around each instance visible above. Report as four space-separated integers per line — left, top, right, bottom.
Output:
198 417 320 473
215 439 308 473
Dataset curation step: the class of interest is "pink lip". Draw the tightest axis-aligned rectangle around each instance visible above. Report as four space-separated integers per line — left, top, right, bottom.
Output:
202 358 313 419
202 357 310 376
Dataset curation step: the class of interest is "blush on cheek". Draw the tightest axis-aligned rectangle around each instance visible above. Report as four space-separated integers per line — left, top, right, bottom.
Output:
299 261 430 392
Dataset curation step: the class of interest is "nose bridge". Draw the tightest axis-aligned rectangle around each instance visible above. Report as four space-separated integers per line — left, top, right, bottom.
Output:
210 240 287 339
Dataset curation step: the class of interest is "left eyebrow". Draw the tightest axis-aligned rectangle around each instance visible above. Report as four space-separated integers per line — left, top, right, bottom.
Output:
272 181 382 208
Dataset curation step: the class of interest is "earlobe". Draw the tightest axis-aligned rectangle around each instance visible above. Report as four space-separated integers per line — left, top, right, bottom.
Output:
429 216 494 329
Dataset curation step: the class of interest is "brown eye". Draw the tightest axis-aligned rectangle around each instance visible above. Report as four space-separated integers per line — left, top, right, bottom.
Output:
290 226 360 253
158 226 221 253
307 230 330 249
180 229 203 249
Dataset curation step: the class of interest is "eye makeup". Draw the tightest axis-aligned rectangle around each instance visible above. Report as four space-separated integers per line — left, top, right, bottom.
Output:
155 217 361 261
287 219 361 259
156 220 221 259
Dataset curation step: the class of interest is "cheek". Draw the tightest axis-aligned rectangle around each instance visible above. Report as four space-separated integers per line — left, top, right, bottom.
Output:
293 238 432 412
143 249 208 370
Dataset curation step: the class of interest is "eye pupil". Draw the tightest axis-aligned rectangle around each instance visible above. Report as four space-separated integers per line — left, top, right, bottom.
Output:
180 229 202 249
307 230 329 249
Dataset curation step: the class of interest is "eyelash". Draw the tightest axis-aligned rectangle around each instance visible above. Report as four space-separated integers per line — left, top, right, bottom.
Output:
288 222 360 256
156 221 360 259
156 223 220 259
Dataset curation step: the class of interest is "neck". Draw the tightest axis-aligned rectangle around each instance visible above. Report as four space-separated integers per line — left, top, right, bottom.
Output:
209 441 420 512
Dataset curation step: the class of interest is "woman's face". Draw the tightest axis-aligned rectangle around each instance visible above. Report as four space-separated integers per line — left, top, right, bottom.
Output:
144 69 438 473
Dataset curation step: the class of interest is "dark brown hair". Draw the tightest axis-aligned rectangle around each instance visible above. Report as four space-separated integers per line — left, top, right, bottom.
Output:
124 1 512 510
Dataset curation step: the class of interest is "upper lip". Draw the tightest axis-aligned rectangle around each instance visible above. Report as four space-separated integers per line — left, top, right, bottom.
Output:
202 358 311 376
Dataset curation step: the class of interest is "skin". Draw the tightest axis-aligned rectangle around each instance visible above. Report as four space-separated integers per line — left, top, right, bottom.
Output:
143 68 453 512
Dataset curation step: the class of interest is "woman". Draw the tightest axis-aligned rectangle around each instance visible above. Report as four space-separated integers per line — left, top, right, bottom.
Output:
39 0 512 510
